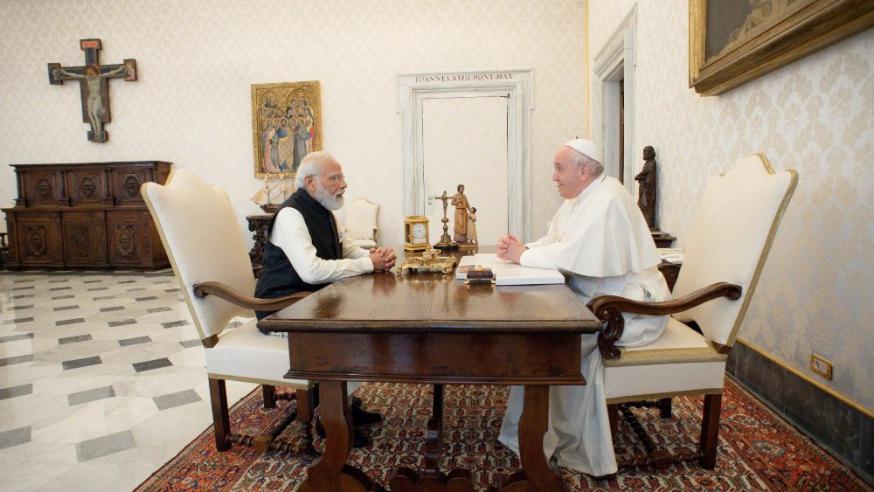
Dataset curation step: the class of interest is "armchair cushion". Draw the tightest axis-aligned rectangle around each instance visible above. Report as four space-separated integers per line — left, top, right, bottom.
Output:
607 317 727 367
205 318 307 387
604 318 727 401
605 361 726 402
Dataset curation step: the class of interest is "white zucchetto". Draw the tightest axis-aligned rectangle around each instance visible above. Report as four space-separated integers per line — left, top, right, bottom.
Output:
564 139 603 164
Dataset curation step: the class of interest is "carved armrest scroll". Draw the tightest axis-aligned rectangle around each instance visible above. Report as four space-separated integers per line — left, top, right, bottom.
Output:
586 282 742 360
193 281 309 312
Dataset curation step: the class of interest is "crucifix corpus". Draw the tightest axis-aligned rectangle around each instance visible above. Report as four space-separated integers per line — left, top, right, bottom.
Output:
48 38 137 143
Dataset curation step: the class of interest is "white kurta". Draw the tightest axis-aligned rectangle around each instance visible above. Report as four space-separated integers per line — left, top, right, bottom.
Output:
270 206 373 284
498 174 670 476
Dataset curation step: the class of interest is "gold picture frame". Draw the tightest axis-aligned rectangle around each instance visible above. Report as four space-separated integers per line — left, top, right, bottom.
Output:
251 81 323 178
689 0 874 96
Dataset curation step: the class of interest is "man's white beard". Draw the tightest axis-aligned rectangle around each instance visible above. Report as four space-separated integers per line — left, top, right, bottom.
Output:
314 183 344 210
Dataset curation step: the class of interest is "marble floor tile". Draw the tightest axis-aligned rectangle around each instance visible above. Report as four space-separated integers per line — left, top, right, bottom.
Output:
0 425 31 449
0 333 33 342
0 383 33 400
62 355 102 370
0 353 34 366
118 335 151 347
59 334 93 344
132 357 173 372
0 270 250 490
68 385 116 406
153 388 201 410
75 429 137 461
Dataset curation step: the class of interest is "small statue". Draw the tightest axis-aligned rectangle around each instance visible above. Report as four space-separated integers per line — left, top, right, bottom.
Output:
634 146 657 230
451 184 470 243
466 207 478 245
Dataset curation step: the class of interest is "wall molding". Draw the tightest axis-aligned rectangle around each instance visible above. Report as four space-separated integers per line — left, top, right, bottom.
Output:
398 69 535 241
592 5 636 192
736 337 872 419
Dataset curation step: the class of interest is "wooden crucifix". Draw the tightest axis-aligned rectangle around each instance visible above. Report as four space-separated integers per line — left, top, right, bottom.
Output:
48 38 137 143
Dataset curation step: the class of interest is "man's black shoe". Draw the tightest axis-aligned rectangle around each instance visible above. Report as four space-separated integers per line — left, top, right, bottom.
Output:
351 400 383 426
315 417 371 448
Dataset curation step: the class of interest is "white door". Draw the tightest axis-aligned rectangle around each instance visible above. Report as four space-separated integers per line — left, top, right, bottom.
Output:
421 96 508 246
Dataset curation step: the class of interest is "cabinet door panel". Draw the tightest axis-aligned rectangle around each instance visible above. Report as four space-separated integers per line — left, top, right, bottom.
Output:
111 169 150 205
62 212 108 266
14 213 63 266
68 169 111 206
106 211 148 265
23 170 66 207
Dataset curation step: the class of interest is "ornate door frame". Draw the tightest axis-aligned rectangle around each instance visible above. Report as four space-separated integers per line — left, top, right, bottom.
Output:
398 69 534 240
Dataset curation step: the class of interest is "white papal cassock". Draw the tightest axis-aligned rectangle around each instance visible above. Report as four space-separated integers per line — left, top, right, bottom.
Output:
498 173 670 476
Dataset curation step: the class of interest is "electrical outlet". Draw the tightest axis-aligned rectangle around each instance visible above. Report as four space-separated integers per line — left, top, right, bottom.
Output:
810 353 833 380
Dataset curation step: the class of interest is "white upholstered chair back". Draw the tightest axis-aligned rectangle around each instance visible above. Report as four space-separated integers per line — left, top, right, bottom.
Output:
342 198 379 243
672 155 797 346
142 169 256 340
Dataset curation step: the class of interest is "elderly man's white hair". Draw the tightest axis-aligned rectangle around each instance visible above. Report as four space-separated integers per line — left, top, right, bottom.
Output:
295 151 338 188
564 138 605 175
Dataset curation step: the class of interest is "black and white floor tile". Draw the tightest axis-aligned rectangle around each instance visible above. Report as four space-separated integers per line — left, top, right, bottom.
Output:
0 270 256 491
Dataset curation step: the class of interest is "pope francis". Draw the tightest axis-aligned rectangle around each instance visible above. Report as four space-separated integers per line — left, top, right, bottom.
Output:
496 139 670 476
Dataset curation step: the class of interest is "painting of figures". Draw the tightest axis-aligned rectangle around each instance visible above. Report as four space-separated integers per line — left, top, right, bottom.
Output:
251 81 322 178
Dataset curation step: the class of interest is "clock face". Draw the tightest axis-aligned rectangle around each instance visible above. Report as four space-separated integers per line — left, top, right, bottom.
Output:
411 223 427 243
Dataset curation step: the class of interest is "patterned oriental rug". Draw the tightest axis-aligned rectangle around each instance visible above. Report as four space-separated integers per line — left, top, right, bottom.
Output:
137 378 869 491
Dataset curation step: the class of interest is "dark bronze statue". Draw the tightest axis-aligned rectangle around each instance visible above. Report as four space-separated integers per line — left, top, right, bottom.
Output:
634 146 657 230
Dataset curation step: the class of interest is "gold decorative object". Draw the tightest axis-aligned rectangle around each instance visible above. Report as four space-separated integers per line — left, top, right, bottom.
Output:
399 249 457 275
430 190 455 249
404 215 430 251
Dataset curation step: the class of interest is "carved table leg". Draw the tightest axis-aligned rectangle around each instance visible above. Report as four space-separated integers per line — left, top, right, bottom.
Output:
389 384 476 492
426 383 444 473
501 385 567 492
297 380 382 492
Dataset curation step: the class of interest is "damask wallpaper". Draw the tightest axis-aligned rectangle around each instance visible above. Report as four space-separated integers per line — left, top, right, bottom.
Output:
590 1 874 410
0 0 586 243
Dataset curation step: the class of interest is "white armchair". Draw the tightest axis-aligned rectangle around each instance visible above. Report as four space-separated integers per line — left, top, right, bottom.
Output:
141 169 313 454
589 154 797 469
335 197 379 249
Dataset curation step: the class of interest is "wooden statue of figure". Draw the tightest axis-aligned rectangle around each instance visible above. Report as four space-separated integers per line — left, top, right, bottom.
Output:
451 184 471 243
634 146 657 230
467 207 478 245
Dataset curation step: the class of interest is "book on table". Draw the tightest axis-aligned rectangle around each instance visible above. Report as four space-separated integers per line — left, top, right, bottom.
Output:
455 253 565 286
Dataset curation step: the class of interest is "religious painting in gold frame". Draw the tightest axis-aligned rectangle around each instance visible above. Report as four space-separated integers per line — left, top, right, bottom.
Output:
251 81 323 178
689 0 874 96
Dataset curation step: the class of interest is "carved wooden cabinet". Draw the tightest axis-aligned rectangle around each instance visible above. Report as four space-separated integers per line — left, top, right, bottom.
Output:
2 161 171 270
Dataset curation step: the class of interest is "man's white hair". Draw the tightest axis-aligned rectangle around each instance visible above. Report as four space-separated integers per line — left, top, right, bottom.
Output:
295 151 337 188
567 148 605 176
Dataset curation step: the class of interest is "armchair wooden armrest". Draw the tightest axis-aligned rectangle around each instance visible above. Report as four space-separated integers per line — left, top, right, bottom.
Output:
586 282 742 360
193 281 310 312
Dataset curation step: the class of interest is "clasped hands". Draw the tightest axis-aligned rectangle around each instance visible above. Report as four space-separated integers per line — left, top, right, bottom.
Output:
369 247 397 271
496 234 527 264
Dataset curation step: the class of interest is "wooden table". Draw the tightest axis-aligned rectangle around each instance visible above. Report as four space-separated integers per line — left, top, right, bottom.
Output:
259 254 601 491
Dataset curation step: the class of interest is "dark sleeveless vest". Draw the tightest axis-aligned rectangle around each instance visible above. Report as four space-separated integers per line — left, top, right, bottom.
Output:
254 188 341 326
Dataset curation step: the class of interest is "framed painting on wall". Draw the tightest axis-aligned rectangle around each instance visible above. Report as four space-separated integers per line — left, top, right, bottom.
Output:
251 81 323 178
689 0 874 96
